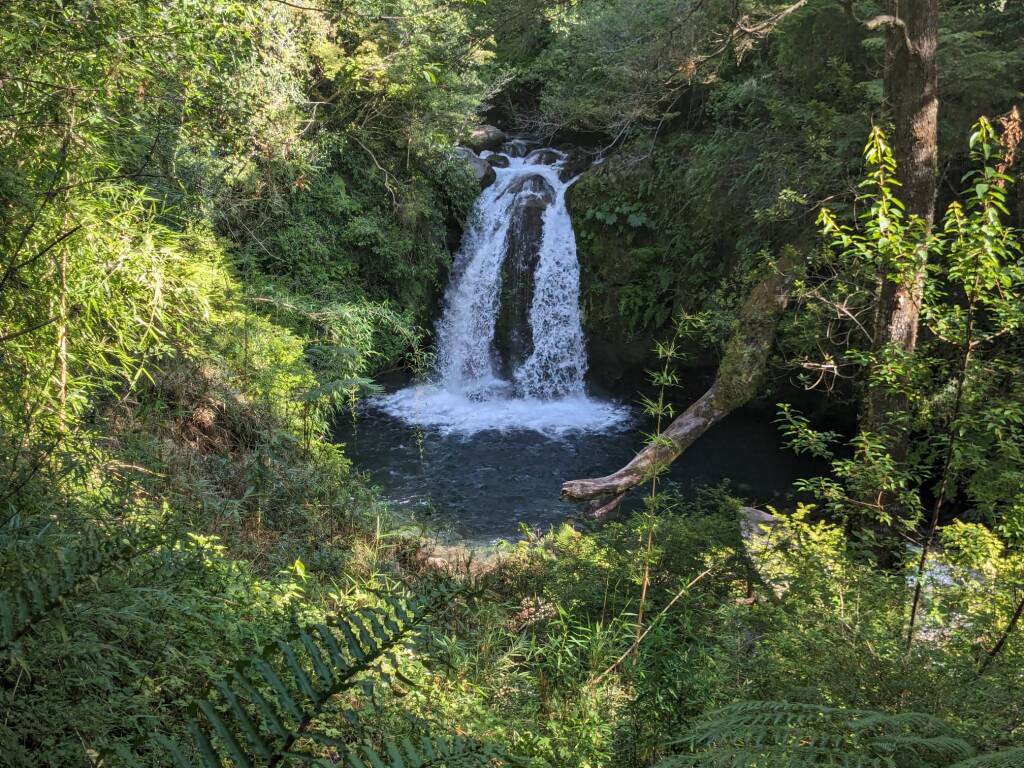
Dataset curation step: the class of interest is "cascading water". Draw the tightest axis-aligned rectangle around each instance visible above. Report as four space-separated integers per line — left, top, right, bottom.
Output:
376 142 628 435
340 140 814 538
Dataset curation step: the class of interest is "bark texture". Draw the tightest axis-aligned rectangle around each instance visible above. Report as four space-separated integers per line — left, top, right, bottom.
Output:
863 0 938 434
885 0 939 225
561 250 801 502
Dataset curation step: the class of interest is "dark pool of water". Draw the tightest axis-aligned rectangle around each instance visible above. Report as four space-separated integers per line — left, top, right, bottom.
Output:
333 392 825 543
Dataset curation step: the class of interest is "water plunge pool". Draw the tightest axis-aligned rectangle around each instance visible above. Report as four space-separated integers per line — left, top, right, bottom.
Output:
333 388 820 543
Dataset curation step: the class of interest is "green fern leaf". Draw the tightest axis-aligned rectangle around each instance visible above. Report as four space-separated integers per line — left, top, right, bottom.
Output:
229 671 290 742
162 590 461 766
299 631 334 690
211 678 273 760
949 748 1024 767
253 657 306 723
278 639 319 702
338 620 368 662
198 700 253 768
314 623 349 670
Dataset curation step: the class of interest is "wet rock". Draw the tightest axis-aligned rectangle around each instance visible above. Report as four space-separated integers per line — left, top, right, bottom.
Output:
585 334 656 389
503 174 555 204
501 138 532 157
494 175 555 378
487 154 510 169
465 124 506 152
454 146 496 189
558 151 595 182
525 148 563 165
477 162 497 188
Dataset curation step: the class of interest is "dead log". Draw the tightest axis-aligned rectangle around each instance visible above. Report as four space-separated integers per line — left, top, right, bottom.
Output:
560 248 802 503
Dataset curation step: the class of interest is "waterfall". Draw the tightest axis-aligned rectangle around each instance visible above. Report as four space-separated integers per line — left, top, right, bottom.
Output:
436 148 586 398
376 142 627 435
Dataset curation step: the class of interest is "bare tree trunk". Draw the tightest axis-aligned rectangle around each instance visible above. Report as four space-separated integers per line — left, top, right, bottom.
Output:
57 228 68 432
862 0 938 436
885 0 939 224
561 250 800 502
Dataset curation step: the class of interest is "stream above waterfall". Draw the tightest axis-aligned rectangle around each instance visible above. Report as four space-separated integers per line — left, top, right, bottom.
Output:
335 139 824 541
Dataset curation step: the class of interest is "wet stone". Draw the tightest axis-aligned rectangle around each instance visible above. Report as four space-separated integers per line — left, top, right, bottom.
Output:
525 148 563 165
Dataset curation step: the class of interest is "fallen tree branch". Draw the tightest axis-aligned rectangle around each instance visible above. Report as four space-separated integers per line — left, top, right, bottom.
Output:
585 492 626 520
561 248 802 502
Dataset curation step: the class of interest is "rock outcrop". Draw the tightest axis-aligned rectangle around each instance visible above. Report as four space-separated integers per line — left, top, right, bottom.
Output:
494 175 555 380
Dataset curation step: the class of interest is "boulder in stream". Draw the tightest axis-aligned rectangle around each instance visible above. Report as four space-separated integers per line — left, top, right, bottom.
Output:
558 151 595 182
454 146 496 189
501 138 532 157
525 148 563 165
465 124 506 152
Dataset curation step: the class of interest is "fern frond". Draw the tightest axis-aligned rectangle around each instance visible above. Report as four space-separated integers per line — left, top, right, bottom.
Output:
343 734 510 768
949 748 1024 768
162 584 465 767
0 527 168 652
657 700 975 768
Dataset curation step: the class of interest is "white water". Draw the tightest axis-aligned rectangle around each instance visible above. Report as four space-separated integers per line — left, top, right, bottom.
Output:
377 145 629 436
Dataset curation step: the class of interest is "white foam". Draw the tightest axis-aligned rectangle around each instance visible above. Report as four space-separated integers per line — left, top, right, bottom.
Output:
374 384 631 437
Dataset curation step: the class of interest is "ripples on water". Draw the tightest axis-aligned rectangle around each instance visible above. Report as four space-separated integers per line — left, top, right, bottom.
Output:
335 392 817 544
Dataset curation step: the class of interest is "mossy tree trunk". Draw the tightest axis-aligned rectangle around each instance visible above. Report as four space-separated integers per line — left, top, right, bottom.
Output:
561 249 801 503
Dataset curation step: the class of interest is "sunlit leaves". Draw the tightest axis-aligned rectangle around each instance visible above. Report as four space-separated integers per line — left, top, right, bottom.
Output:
795 121 1024 540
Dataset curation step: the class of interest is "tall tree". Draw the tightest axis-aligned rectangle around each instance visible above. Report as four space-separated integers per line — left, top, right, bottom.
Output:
861 0 939 436
562 0 941 506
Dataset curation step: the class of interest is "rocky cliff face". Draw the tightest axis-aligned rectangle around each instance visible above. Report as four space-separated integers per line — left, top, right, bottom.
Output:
494 174 553 377
566 159 664 389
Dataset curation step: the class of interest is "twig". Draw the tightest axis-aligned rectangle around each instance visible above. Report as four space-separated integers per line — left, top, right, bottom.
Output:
350 135 398 207
592 568 714 685
979 590 1024 675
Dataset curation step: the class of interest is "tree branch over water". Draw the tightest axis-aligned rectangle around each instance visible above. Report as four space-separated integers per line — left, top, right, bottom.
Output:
561 248 802 503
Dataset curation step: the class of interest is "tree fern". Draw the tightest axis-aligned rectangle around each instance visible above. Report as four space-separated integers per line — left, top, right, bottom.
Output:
655 700 975 768
158 584 508 767
342 734 511 768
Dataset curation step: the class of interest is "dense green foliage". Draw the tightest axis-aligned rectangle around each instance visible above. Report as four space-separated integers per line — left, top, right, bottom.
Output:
164 585 517 768
0 1 488 763
483 0 1024 364
3 0 1024 767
